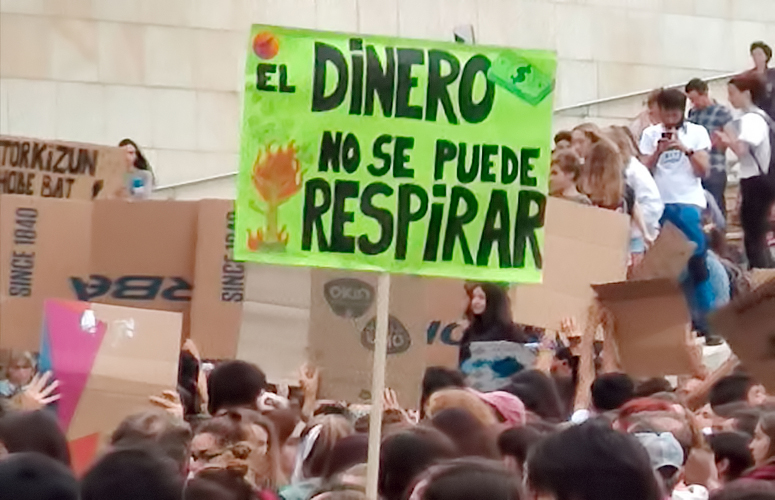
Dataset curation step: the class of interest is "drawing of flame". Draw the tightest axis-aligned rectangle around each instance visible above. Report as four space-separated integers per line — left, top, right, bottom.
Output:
247 142 303 251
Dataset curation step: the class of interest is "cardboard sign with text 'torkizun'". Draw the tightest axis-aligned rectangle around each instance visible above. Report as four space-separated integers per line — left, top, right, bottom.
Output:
235 26 556 282
0 136 126 201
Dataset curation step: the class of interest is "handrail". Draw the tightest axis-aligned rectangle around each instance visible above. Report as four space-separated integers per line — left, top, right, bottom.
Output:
555 70 738 113
156 70 742 192
155 171 238 191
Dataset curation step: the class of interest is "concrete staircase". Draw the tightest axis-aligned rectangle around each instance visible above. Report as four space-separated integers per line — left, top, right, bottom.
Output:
154 72 743 201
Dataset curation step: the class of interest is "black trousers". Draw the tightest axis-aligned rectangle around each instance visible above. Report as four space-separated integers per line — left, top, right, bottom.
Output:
740 176 775 269
702 169 728 217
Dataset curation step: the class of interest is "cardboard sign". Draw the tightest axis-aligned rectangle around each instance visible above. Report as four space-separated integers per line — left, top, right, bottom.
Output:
236 264 311 386
423 277 468 368
0 195 92 350
232 265 466 390
84 200 198 323
0 192 469 389
0 197 200 350
710 278 775 392
189 200 244 359
39 300 181 474
750 269 775 290
309 269 427 408
511 198 630 331
593 279 694 377
0 136 125 201
235 26 557 282
461 340 536 391
630 222 696 281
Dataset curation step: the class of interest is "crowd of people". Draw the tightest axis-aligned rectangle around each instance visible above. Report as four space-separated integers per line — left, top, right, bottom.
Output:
1 35 775 500
551 41 775 344
3 311 775 500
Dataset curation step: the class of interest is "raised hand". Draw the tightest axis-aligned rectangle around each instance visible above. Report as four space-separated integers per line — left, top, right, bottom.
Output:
300 363 320 419
560 316 582 338
299 363 320 398
383 388 401 411
12 371 61 411
182 339 201 361
383 387 412 424
149 390 184 420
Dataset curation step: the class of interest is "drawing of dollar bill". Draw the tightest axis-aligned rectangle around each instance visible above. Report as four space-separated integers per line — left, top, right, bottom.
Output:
487 52 554 106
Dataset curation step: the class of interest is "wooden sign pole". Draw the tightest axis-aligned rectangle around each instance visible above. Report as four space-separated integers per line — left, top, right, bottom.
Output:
365 273 391 500
574 301 600 411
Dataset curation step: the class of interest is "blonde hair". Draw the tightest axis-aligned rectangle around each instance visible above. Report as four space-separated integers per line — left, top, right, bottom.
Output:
646 88 663 107
605 126 639 164
3 351 35 381
111 409 192 472
8 351 35 369
207 408 287 489
551 150 583 181
425 389 498 427
234 409 287 488
572 123 606 144
303 414 354 478
583 138 624 209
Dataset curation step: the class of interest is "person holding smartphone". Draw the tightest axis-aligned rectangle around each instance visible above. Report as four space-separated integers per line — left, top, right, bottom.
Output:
639 89 717 343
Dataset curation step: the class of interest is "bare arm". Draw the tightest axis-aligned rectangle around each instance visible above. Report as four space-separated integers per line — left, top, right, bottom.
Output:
684 355 740 411
299 364 320 420
574 305 600 411
643 150 662 172
658 134 711 178
688 149 710 178
715 126 751 160
631 203 653 246
600 307 621 373
643 137 671 172
725 139 748 158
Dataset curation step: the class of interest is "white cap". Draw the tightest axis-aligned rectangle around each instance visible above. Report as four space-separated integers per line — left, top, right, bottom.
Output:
634 432 684 470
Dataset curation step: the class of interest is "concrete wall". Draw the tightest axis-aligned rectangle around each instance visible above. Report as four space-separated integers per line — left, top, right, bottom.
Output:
1 0 772 199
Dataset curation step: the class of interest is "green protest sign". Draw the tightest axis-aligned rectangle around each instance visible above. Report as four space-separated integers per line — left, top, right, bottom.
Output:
236 25 556 283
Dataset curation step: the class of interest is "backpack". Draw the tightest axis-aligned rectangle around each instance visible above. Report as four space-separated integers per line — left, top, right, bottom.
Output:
748 108 775 186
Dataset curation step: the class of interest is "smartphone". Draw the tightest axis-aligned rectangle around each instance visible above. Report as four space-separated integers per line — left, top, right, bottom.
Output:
661 131 673 140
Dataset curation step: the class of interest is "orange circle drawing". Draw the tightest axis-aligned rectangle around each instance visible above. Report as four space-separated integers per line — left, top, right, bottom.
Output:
253 32 279 60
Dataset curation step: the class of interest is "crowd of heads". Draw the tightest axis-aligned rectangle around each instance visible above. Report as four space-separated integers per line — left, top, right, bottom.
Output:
552 121 644 212
552 39 775 201
2 343 775 500
551 39 775 309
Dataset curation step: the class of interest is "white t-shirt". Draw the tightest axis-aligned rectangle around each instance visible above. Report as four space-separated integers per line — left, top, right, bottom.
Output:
640 122 711 208
734 111 771 179
625 157 664 233
672 484 709 500
125 170 154 200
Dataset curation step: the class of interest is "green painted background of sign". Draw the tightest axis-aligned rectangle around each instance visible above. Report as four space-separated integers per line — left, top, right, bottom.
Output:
236 25 556 282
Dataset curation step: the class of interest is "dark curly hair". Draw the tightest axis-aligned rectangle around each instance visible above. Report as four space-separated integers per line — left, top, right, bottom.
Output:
750 41 773 63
